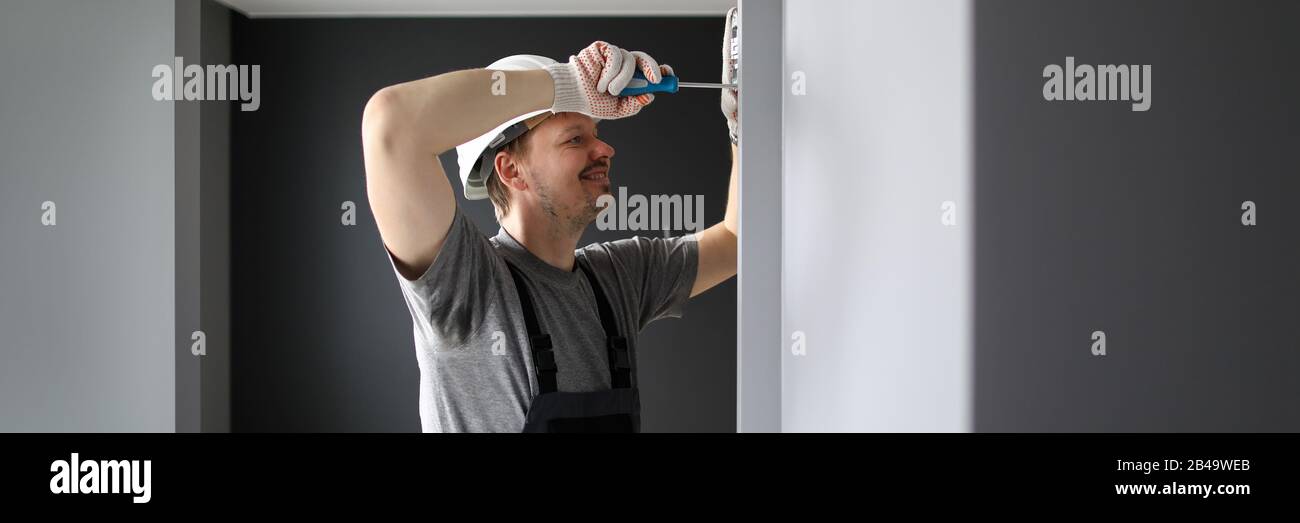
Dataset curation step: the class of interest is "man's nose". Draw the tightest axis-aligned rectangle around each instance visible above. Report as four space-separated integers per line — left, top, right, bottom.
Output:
593 137 615 159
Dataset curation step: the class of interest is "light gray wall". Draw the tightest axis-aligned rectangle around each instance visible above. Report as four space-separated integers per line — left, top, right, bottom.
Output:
781 0 973 431
0 0 176 431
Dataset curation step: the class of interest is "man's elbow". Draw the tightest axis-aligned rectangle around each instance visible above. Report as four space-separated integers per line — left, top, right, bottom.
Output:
361 87 406 154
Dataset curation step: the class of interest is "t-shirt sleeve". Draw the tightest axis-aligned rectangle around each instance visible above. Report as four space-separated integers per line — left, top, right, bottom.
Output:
587 234 699 330
383 205 500 348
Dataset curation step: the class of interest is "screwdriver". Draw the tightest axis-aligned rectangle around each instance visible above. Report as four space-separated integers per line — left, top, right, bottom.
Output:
620 69 737 96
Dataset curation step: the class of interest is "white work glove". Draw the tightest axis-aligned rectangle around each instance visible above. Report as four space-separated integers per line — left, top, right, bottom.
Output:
721 7 740 144
545 41 672 120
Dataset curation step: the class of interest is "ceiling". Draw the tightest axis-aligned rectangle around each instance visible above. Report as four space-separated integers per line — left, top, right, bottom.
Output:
214 0 736 17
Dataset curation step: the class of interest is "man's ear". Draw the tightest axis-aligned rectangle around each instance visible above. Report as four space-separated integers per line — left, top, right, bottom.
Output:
494 150 528 191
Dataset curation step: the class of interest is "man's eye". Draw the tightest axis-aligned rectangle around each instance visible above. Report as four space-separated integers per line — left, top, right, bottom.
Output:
568 136 582 144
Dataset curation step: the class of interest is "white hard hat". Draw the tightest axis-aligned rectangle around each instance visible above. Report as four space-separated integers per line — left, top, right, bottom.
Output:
455 54 559 201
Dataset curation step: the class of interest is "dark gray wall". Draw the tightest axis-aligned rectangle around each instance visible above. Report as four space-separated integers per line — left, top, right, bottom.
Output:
975 0 1300 431
230 17 736 432
200 0 233 433
177 0 234 433
176 0 201 433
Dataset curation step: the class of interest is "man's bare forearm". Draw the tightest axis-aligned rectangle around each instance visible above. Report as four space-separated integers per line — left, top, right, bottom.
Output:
362 68 555 157
689 142 740 298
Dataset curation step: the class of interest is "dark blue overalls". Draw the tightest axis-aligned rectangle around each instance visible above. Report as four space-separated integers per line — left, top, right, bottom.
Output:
505 259 640 433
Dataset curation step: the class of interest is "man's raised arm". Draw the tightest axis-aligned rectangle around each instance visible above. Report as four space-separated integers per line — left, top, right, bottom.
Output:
361 69 555 279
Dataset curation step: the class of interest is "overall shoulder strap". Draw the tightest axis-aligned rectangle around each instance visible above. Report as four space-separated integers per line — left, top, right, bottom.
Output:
505 261 557 394
576 258 632 389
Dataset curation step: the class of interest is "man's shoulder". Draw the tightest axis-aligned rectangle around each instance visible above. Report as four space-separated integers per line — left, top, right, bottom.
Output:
579 234 696 260
576 235 644 266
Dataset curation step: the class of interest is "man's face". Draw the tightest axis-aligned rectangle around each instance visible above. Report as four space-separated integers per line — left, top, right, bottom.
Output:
511 112 615 231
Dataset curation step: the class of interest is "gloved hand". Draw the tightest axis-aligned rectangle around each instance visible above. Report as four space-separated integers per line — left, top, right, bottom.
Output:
545 41 672 120
720 7 740 144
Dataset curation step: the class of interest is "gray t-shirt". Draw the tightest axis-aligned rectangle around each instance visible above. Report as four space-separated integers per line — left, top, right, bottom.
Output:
386 206 699 433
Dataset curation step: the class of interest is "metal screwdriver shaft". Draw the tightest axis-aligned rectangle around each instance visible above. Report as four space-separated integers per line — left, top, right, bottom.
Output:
677 81 738 89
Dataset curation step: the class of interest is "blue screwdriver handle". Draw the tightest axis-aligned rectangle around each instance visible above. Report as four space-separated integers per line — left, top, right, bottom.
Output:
620 69 679 96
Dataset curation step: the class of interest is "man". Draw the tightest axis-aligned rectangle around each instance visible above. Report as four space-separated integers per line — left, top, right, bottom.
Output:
360 11 740 432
